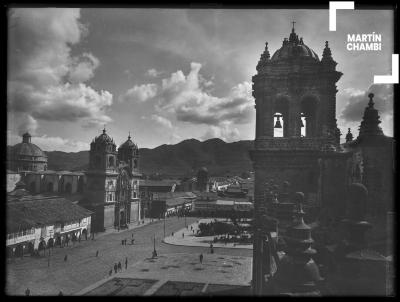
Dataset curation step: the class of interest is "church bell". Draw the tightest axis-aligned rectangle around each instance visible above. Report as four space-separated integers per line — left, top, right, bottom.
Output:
274 116 282 128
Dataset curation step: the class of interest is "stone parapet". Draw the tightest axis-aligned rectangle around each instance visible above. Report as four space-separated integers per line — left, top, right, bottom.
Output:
254 137 334 151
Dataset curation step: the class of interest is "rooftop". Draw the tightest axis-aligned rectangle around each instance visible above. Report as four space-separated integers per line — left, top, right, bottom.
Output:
7 196 92 233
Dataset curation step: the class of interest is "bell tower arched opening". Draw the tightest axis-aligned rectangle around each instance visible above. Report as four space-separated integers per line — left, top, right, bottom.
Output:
300 113 306 137
273 96 289 138
301 96 318 137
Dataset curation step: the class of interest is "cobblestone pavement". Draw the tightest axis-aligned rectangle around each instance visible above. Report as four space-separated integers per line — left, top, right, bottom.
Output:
164 218 253 249
78 253 252 296
6 217 252 296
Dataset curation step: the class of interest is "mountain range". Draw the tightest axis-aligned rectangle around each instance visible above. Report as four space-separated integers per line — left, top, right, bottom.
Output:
42 138 254 177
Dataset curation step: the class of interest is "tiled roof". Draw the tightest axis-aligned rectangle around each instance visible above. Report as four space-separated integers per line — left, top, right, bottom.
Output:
139 179 177 187
153 192 196 200
26 170 85 175
7 197 92 233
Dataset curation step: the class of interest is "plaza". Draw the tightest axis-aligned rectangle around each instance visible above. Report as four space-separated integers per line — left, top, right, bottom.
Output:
6 216 252 295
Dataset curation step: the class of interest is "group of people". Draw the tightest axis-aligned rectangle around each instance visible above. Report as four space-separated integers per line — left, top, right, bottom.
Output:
121 233 135 246
109 257 129 276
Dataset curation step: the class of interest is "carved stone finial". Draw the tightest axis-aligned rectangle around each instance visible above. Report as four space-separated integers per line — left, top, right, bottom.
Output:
322 40 332 59
368 93 374 107
346 128 353 142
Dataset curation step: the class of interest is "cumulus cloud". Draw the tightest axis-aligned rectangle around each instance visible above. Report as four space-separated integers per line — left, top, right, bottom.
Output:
16 114 38 135
201 122 241 142
119 83 158 102
150 114 173 128
145 68 163 78
68 52 100 83
7 132 89 152
153 62 254 126
8 8 113 133
120 62 254 142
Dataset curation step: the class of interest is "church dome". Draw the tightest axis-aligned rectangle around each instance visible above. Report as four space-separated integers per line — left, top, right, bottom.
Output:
94 128 114 144
12 139 46 157
270 28 319 62
8 132 48 172
119 133 138 150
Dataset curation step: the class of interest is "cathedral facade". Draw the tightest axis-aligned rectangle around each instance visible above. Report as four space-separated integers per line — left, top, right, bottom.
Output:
81 129 141 232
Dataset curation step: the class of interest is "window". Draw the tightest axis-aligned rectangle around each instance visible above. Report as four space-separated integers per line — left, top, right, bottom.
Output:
109 156 114 167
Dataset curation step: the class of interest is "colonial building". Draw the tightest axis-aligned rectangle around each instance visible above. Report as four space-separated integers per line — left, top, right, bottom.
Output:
80 129 141 232
7 182 92 258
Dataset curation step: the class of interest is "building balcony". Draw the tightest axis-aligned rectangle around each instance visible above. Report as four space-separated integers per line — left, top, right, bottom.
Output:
6 233 36 246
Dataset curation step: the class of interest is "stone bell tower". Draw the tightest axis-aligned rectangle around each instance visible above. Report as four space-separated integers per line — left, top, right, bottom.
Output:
251 24 346 204
250 24 351 294
83 127 119 232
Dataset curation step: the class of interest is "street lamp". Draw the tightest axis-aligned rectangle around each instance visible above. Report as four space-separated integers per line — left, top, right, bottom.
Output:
152 234 157 258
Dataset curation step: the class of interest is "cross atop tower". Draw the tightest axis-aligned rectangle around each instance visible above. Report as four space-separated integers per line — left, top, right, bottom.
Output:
292 21 296 32
103 124 106 134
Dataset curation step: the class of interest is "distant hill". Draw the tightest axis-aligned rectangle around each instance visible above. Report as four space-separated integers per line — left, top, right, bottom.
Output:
9 138 254 176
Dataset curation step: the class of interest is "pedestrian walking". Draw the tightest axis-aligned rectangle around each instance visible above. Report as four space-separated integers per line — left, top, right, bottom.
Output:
182 233 184 238
211 247 214 254
96 250 99 257
131 239 134 245
25 288 30 296
114 263 118 273
172 232 174 236
199 253 203 264
125 257 128 269
132 233 134 238
109 269 112 277
64 255 68 262
121 239 124 245
118 262 122 272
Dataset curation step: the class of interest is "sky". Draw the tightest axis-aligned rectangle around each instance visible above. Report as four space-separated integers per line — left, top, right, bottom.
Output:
7 8 394 152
